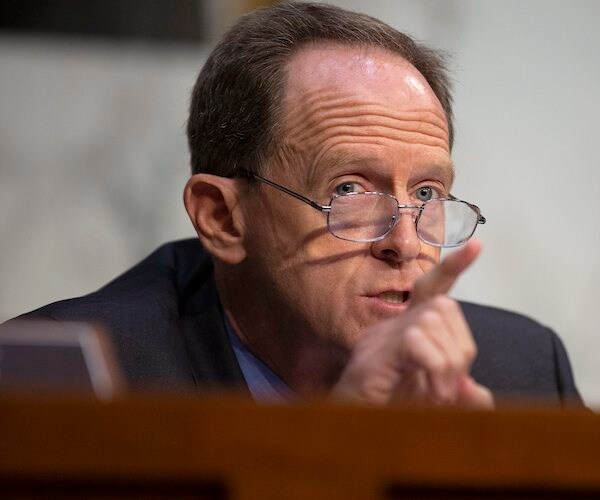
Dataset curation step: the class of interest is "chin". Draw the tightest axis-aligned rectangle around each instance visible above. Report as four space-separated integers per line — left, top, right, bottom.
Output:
331 318 373 350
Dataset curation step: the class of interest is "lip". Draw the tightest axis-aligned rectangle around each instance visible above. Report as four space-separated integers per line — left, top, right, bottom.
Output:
362 289 412 315
368 288 412 301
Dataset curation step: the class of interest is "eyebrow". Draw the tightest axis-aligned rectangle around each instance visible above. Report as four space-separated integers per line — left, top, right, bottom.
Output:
411 163 456 188
308 149 456 188
307 150 386 188
319 150 369 170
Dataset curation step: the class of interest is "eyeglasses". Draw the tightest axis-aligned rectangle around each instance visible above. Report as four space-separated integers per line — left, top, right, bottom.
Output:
246 173 486 248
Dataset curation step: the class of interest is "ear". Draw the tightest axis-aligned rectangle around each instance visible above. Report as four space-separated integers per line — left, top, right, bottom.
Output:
183 174 247 264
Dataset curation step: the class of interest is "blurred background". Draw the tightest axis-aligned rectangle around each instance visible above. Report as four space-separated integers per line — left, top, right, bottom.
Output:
1 0 598 405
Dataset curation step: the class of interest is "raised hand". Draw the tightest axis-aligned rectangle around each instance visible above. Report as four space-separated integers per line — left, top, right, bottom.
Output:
332 240 494 408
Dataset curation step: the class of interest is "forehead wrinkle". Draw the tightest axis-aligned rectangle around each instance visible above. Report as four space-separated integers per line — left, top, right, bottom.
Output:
283 88 449 151
290 84 448 121
288 112 449 149
279 46 452 190
284 105 450 184
303 127 450 157
280 105 451 188
285 91 449 143
288 98 448 132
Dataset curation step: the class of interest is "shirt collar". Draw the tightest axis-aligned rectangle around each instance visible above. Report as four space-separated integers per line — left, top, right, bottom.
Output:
224 315 297 403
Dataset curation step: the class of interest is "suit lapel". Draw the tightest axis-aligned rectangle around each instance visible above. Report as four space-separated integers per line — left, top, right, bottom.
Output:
179 275 248 392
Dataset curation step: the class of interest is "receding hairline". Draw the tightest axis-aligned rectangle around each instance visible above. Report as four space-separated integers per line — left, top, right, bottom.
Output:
273 40 451 150
187 2 455 177
264 40 451 178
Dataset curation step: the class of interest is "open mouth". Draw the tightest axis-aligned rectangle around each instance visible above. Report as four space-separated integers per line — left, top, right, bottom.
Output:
377 291 411 304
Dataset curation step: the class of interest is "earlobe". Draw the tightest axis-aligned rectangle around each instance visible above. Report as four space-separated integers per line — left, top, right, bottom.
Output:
183 174 247 264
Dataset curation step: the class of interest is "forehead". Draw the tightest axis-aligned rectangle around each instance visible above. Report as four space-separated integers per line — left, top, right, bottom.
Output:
282 42 448 130
277 43 451 185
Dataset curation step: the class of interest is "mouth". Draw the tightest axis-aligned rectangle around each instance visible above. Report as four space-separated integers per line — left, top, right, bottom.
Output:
360 288 413 317
375 290 411 305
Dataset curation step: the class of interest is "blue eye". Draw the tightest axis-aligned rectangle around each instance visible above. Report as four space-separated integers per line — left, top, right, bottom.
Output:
416 186 434 202
335 182 360 195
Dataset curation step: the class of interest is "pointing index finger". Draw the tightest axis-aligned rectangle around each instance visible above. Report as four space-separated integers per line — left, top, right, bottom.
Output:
411 239 482 306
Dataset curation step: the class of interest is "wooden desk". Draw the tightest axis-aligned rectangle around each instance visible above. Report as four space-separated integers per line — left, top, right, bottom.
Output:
0 394 598 499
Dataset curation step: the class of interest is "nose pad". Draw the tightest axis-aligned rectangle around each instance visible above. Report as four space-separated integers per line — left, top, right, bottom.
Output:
390 207 419 232
372 207 421 262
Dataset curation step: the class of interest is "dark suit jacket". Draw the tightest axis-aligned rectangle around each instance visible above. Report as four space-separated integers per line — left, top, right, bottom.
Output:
15 239 582 406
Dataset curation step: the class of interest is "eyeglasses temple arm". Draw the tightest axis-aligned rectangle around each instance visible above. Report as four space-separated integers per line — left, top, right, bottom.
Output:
449 193 486 225
251 174 330 212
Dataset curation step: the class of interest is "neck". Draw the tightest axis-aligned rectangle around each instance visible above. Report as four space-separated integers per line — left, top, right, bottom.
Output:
215 267 347 398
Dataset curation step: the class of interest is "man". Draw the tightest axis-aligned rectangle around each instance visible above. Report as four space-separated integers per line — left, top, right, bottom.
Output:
11 2 581 406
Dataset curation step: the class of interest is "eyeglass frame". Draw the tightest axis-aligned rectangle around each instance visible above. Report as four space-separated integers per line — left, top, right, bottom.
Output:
240 171 486 247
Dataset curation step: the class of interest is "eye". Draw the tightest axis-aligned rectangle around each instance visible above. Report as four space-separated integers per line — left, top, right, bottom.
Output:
415 186 436 202
335 182 361 196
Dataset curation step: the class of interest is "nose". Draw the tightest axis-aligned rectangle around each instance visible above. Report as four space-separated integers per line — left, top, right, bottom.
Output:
370 209 421 263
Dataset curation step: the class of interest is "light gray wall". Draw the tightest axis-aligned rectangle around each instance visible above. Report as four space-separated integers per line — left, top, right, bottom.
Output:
0 39 204 320
1 1 598 404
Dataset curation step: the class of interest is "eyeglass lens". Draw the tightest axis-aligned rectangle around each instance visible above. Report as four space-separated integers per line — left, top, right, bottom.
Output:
328 193 397 242
327 194 479 247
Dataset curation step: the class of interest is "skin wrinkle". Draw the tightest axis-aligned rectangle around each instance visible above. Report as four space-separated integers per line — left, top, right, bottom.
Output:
275 110 452 197
285 93 449 135
223 44 454 395
295 126 449 152
286 104 449 150
306 139 454 201
288 105 449 145
284 71 449 128
286 90 448 122
281 88 451 196
275 137 454 200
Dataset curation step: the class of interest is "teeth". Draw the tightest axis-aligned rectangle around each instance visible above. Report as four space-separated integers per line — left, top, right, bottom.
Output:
378 291 408 304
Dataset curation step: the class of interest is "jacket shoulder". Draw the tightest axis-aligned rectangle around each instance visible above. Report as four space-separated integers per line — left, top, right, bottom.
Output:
461 301 582 406
15 239 214 387
22 239 210 317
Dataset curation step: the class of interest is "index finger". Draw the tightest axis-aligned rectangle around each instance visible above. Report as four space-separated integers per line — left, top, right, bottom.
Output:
411 239 482 306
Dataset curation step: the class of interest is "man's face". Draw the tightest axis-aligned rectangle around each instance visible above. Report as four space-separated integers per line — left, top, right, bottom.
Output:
240 43 453 353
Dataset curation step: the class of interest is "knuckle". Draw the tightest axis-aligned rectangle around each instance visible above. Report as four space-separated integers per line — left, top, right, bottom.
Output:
448 355 464 374
402 325 424 344
429 355 451 375
464 340 477 362
419 310 443 327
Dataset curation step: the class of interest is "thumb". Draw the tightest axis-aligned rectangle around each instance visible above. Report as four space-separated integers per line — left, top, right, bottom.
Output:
411 239 482 306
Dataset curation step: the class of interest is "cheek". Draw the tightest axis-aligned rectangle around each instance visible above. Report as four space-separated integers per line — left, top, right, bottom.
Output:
288 237 372 325
249 193 354 269
419 245 441 273
243 197 360 302
262 210 369 320
280 227 370 308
